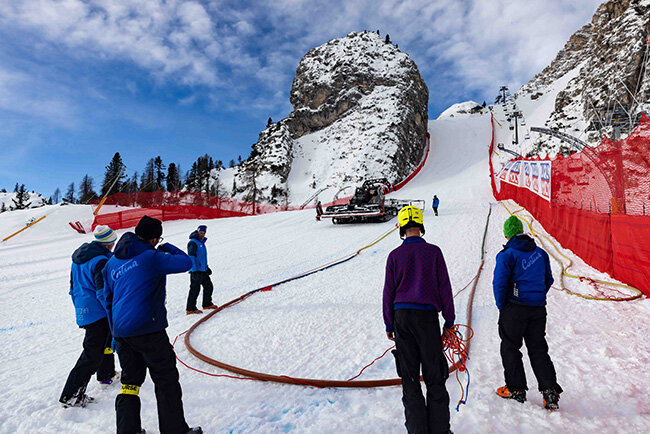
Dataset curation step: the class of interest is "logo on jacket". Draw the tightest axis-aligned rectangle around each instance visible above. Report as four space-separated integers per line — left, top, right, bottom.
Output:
522 251 542 270
112 260 139 281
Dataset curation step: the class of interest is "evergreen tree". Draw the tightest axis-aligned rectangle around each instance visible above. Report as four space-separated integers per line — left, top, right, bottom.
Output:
64 183 75 204
123 172 139 194
140 158 155 192
101 152 127 196
0 202 6 213
267 117 273 127
1 188 6 193
78 174 97 203
185 163 198 191
12 184 30 209
14 183 19 193
52 188 61 204
153 156 166 191
166 163 181 191
229 159 235 168
385 34 390 44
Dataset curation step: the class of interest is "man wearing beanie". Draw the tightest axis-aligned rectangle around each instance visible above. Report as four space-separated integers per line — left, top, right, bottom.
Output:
185 224 217 315
493 215 563 410
100 216 202 433
60 225 118 408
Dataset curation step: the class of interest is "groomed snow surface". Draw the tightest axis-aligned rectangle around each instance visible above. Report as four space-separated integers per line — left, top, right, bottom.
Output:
1 114 648 433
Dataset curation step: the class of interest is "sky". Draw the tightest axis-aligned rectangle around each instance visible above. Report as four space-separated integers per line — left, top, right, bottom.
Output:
0 0 603 198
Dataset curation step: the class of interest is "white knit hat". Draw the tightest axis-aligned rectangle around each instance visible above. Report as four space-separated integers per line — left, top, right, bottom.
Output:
94 225 117 244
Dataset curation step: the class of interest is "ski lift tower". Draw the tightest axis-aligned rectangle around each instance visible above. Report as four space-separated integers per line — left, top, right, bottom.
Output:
499 86 509 103
511 110 522 146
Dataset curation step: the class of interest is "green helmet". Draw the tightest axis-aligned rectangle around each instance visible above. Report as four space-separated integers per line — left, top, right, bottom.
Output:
503 216 524 239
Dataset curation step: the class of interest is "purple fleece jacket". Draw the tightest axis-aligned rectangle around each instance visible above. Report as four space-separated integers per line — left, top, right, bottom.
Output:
382 236 455 332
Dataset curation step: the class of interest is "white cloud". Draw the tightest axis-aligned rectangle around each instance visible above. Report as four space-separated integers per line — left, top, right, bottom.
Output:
0 0 604 115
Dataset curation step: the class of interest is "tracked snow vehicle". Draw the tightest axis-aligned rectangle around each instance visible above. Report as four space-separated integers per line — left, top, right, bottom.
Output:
319 178 424 224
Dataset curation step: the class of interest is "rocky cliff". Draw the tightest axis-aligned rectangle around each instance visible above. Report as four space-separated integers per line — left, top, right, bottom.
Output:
520 0 650 155
229 31 429 205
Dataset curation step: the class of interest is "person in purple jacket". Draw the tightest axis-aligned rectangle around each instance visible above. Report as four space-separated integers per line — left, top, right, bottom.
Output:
383 206 455 434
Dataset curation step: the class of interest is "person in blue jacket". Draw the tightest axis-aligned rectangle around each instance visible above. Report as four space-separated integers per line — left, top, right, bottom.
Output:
60 225 119 408
100 216 202 434
185 225 217 315
432 195 439 216
493 216 563 410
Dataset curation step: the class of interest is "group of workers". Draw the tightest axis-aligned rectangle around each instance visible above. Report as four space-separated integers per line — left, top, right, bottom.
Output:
60 200 562 434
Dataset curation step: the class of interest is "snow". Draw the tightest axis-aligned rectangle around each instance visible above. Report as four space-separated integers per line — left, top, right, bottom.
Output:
0 191 47 211
0 114 648 433
437 101 485 119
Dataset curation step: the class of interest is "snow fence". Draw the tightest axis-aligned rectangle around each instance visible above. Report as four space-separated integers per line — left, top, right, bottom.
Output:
490 114 650 296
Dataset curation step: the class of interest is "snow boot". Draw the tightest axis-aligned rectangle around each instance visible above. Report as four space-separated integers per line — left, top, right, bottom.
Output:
186 309 203 315
496 386 526 403
99 371 121 387
60 393 95 408
186 428 203 433
542 388 560 410
202 305 219 310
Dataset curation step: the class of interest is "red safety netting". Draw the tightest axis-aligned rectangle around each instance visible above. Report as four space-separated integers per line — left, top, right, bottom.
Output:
490 114 650 296
90 191 299 231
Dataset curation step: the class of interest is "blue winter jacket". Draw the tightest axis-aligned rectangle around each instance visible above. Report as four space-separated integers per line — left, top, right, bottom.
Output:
493 234 554 311
99 232 192 338
432 197 439 208
69 241 113 327
187 231 208 272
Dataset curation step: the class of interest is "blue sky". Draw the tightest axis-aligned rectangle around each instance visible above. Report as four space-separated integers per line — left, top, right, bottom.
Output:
0 0 602 198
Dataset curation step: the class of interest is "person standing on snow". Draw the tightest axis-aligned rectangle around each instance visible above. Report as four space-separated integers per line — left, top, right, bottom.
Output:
60 225 119 408
493 216 563 410
100 216 202 434
432 195 440 216
383 206 455 434
185 225 217 315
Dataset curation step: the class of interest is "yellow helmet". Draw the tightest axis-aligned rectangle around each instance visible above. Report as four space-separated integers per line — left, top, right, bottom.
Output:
397 206 425 238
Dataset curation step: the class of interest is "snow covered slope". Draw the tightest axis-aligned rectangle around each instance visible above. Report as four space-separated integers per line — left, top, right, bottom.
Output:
0 114 648 433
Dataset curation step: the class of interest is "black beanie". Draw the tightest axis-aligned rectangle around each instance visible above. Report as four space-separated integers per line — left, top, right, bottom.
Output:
135 215 163 240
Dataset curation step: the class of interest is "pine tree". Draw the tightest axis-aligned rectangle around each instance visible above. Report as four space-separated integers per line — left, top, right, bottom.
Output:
78 175 98 203
267 117 273 127
385 34 390 44
166 163 181 191
14 183 19 193
52 188 61 204
64 183 75 204
12 184 30 209
229 159 235 168
122 172 138 194
140 158 155 192
185 162 198 191
1 188 6 193
101 152 127 196
0 202 6 213
153 156 166 191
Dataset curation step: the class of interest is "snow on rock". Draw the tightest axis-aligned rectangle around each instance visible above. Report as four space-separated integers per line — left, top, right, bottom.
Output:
226 31 429 206
518 0 650 156
0 191 47 212
437 101 486 119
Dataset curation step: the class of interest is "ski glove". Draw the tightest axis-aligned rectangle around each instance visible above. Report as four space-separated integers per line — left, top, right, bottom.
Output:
207 267 212 275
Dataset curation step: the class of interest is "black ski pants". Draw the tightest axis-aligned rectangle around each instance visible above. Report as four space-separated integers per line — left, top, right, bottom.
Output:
433 206 438 216
498 303 559 392
186 271 214 311
60 317 115 401
114 330 189 434
394 309 450 434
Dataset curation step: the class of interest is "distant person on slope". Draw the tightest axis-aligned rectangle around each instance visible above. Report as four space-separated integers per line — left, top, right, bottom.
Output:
383 206 455 434
185 225 217 315
432 195 439 216
493 216 563 410
60 225 119 408
100 216 201 434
